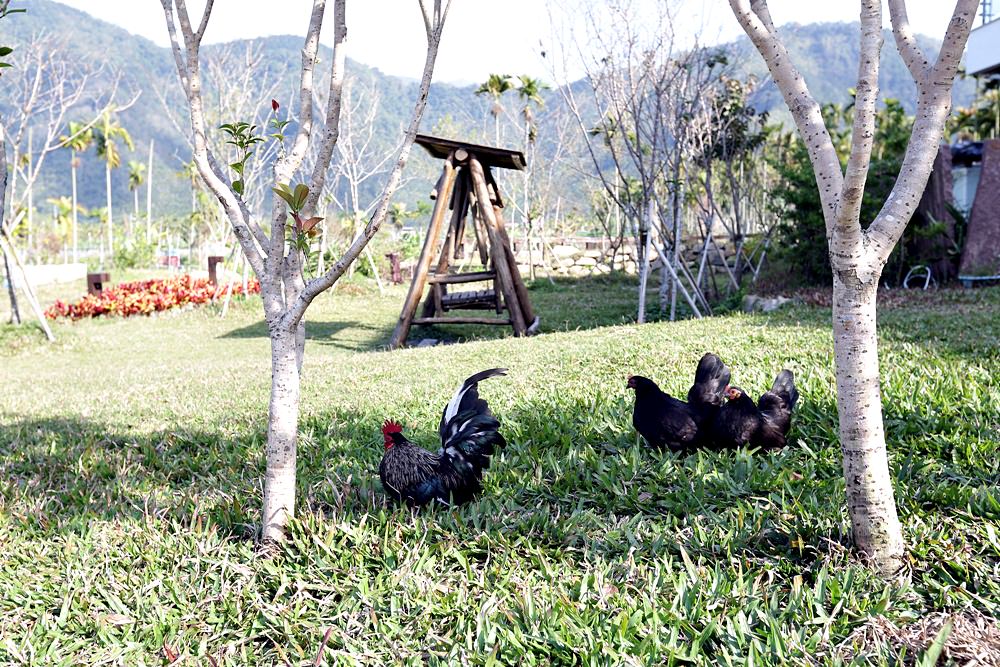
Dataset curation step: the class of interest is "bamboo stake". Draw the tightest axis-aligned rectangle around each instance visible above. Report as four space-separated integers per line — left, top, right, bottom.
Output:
3 246 20 324
0 226 55 341
389 155 458 349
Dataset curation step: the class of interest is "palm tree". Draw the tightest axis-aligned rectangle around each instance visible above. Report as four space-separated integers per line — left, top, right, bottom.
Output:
514 75 549 279
475 73 514 145
515 75 549 144
127 160 146 231
58 121 94 263
179 159 199 214
47 196 84 252
94 109 134 257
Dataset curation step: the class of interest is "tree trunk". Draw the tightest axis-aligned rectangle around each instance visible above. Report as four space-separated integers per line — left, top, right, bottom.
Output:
146 139 154 243
832 271 905 573
261 325 301 542
106 162 114 258
70 155 79 263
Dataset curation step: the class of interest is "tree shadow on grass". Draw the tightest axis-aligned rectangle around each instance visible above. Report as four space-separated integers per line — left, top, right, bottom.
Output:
219 319 394 352
3 383 994 583
757 286 1000 363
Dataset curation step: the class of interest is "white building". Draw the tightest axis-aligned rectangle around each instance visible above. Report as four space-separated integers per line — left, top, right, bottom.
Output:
966 9 1000 76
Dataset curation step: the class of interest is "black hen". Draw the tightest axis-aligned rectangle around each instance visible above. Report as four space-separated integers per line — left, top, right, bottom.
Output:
712 385 761 448
686 353 732 432
713 370 799 450
628 375 698 452
752 370 799 449
379 368 507 506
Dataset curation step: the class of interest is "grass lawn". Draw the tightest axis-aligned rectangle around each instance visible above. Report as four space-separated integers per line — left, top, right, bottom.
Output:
1 274 998 665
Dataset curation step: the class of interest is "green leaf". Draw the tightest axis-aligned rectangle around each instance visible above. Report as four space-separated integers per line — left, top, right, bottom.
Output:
272 187 296 208
293 183 309 210
229 162 244 176
0 47 13 57
916 622 951 667
232 180 244 196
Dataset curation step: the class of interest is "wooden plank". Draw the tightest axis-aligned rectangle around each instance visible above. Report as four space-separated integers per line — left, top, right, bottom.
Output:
389 155 458 349
472 210 490 267
426 271 495 284
452 171 470 259
491 200 536 326
413 316 512 326
415 134 526 171
432 283 444 316
468 156 527 336
484 167 504 208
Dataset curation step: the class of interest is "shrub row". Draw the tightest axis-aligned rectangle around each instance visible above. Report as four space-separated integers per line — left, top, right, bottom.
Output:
45 274 261 320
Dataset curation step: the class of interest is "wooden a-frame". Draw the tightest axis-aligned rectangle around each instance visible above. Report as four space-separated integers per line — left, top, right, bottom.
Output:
389 134 538 349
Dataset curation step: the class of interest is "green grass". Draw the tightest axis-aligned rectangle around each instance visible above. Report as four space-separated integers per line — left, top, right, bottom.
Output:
1 275 998 665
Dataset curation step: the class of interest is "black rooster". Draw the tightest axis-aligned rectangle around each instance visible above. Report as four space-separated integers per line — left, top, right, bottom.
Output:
713 370 799 449
379 368 507 506
628 352 731 452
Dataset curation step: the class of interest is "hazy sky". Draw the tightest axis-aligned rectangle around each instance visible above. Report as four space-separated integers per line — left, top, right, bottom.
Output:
54 1 970 84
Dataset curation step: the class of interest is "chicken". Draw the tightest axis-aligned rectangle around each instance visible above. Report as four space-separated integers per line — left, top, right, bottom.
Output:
628 375 699 452
712 385 761 449
628 353 732 453
378 368 507 506
712 369 799 450
752 370 799 449
686 352 732 430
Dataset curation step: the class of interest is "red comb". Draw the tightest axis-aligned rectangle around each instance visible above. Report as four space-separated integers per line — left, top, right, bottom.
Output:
381 419 403 436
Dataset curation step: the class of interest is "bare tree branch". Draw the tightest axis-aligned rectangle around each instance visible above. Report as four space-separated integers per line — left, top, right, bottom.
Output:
729 0 842 233
887 0 930 80
283 0 452 328
867 0 978 264
835 0 882 247
303 0 347 216
160 0 268 273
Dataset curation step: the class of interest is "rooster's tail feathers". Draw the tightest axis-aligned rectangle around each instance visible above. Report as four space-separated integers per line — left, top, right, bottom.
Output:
443 412 505 473
439 368 506 441
770 369 799 409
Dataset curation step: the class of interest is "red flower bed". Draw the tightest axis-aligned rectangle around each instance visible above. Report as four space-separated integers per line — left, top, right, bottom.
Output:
46 274 261 320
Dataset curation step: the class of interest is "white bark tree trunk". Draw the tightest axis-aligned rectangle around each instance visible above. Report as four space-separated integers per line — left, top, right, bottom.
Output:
70 152 78 262
160 0 451 544
730 0 977 574
105 162 114 258
146 139 154 243
261 326 301 542
832 271 904 570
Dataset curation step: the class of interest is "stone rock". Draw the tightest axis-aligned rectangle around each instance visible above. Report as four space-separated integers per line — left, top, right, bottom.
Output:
551 244 581 260
743 294 795 313
576 256 598 267
583 248 604 259
594 264 611 274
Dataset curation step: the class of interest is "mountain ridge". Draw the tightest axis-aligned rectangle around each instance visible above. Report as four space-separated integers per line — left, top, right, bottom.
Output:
1 2 978 227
